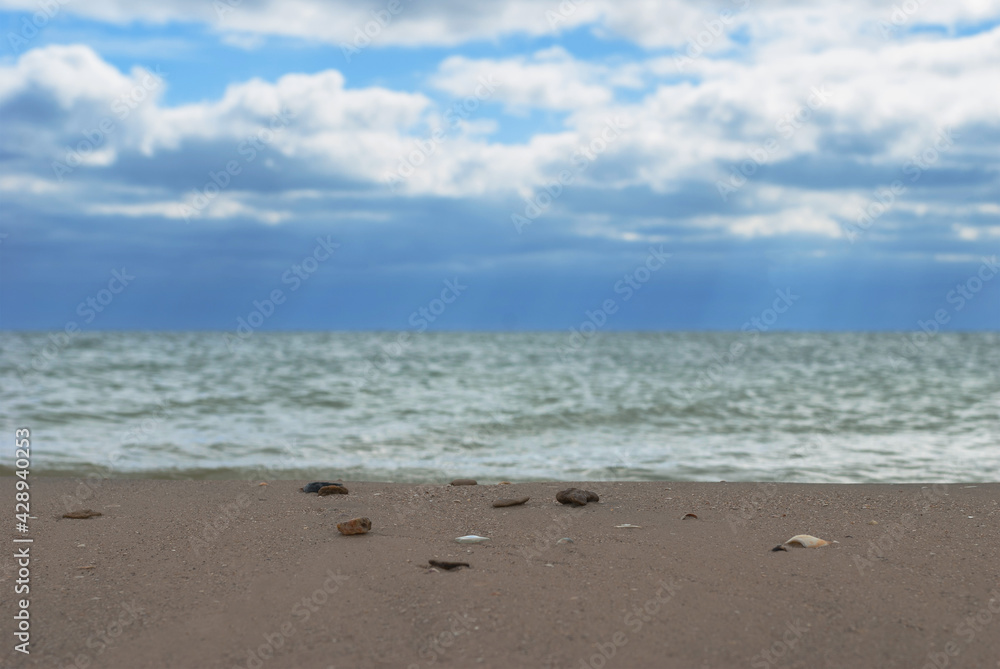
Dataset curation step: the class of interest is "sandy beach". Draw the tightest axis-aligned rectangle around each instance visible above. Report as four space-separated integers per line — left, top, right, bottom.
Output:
2 478 998 669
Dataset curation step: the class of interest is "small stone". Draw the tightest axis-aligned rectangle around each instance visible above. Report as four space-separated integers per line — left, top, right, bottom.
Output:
337 517 371 535
492 496 529 508
868 520 878 525
63 510 102 519
428 560 470 570
318 485 349 496
682 513 698 520
498 481 512 485
556 488 599 506
302 481 342 493
451 479 477 486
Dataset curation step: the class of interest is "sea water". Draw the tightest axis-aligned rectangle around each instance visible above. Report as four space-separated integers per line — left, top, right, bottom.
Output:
1 331 997 482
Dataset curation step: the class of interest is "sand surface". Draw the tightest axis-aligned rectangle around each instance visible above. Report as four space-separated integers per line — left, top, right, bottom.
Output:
2 478 998 669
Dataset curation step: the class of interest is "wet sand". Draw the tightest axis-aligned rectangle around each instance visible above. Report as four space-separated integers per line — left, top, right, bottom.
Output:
2 478 998 668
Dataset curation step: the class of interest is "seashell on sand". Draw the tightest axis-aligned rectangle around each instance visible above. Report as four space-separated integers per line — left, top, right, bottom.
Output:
783 534 830 548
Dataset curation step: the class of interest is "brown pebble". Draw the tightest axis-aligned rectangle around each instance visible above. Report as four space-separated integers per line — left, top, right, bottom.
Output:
337 517 371 535
498 481 512 485
451 479 477 486
492 496 529 508
682 513 698 520
63 510 102 519
318 485 349 496
556 488 599 506
428 560 470 570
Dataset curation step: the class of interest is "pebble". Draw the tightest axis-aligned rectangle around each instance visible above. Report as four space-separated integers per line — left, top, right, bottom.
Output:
428 560 470 570
492 496 529 508
682 513 698 520
337 517 371 535
451 479 477 486
302 481 342 493
318 485 349 496
556 488 599 506
63 510 102 519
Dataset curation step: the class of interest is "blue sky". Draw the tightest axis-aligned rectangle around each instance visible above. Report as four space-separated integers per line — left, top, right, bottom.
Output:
0 0 998 331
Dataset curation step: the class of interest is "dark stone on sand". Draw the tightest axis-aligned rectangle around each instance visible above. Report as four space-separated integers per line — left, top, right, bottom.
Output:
318 485 349 496
63 510 102 519
492 496 529 508
429 560 470 570
451 479 477 486
556 488 599 506
337 517 371 535
302 481 343 493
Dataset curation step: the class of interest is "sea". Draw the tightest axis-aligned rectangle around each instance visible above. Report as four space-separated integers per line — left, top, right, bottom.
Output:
1 331 998 483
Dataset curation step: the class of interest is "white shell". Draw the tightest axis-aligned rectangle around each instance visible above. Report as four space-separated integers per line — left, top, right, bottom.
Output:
784 534 830 548
455 535 490 544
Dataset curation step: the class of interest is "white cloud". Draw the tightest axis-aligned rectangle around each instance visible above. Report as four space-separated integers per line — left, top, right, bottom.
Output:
0 4 998 242
2 0 994 49
432 48 617 112
0 43 131 107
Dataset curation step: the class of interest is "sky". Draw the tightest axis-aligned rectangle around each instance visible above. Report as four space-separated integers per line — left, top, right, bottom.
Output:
0 0 998 331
